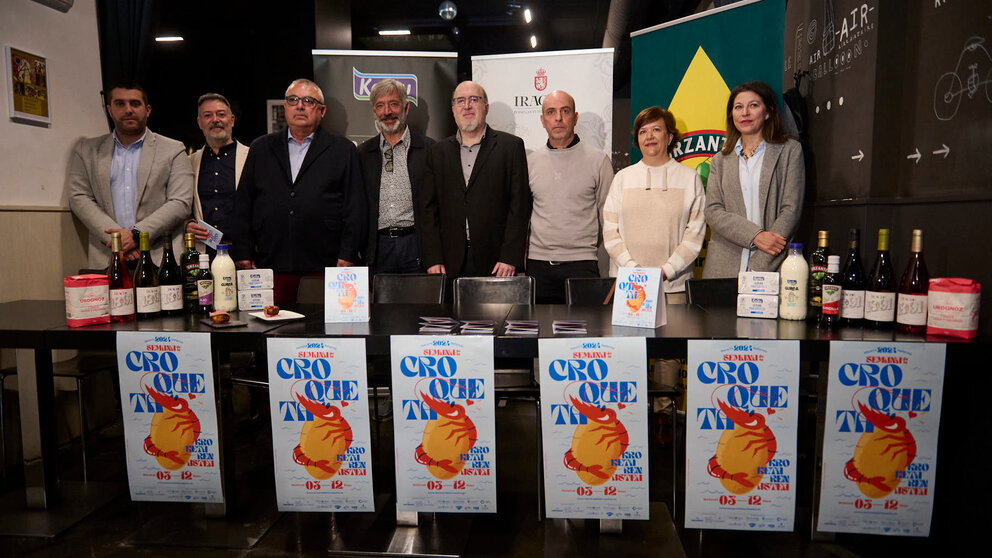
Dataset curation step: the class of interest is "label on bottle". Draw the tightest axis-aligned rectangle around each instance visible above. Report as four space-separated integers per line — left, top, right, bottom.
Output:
110 288 135 316
779 280 806 320
822 284 842 315
896 293 928 326
215 277 237 311
198 279 214 305
865 291 896 322
841 289 865 319
136 286 161 313
160 284 183 311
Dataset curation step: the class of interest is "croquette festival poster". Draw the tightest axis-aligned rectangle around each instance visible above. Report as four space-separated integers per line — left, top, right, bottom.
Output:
685 340 800 531
266 338 374 512
391 335 497 513
116 332 224 503
612 266 666 328
324 266 369 323
539 337 649 519
817 342 945 536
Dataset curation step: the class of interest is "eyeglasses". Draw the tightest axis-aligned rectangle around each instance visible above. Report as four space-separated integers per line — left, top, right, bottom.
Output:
383 146 394 172
285 95 322 107
452 95 484 107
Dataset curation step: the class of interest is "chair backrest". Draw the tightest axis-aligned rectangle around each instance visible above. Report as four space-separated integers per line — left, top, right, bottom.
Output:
685 278 738 307
454 276 535 305
372 273 445 304
565 277 617 305
296 275 325 305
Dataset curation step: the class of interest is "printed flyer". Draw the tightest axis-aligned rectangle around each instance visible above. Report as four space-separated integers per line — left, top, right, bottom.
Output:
612 267 666 328
391 336 496 513
817 342 945 536
685 340 800 531
539 337 649 519
324 267 370 323
266 338 374 512
116 332 223 503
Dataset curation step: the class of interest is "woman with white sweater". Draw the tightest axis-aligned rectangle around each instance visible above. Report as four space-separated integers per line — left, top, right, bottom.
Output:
603 106 706 304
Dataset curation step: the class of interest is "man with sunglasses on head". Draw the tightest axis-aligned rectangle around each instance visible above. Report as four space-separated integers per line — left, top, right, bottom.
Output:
357 79 435 274
416 81 530 281
230 78 366 304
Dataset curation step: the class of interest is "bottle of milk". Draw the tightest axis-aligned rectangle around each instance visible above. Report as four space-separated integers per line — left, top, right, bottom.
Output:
779 243 808 320
211 244 238 311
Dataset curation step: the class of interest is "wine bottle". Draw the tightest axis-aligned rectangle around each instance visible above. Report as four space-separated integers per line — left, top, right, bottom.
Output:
158 240 184 316
108 232 135 322
840 228 865 327
196 254 214 314
807 230 829 320
133 232 161 319
180 232 201 313
820 255 843 328
896 229 929 334
865 228 896 328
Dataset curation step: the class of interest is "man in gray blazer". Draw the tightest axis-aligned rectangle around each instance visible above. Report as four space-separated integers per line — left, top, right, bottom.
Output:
67 82 193 268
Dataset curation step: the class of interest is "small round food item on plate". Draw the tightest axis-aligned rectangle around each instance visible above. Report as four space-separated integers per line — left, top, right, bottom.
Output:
264 305 280 317
209 311 231 324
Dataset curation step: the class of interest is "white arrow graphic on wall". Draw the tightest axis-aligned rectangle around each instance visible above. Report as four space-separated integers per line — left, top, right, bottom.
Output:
851 150 864 162
906 148 921 163
932 144 950 158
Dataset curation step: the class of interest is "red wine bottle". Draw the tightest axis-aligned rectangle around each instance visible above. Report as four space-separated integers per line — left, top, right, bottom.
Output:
158 240 184 316
840 228 865 327
865 228 896 328
108 232 135 322
896 229 929 334
133 232 160 319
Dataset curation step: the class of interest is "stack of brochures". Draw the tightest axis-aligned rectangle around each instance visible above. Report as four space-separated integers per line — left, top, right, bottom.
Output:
419 316 460 334
460 319 496 335
552 320 587 335
504 320 539 335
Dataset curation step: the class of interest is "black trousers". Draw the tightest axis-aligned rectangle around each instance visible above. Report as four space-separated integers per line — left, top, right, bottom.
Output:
373 231 421 274
526 259 600 304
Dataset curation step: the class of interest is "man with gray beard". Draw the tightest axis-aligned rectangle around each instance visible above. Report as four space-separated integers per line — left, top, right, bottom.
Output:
416 80 530 278
357 79 435 273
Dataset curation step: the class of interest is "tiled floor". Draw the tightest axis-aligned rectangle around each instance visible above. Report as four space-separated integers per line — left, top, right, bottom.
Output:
0 397 971 557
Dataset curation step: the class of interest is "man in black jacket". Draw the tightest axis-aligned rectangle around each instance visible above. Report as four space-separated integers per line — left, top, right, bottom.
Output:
417 81 530 278
357 79 435 274
231 78 366 304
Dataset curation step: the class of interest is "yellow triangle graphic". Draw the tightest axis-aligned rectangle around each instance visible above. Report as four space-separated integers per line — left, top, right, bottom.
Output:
668 47 731 169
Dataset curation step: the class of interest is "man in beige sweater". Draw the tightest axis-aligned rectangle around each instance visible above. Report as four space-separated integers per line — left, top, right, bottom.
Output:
526 90 614 303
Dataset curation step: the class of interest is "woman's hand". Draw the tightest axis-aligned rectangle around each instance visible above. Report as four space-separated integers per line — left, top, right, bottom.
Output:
753 231 787 256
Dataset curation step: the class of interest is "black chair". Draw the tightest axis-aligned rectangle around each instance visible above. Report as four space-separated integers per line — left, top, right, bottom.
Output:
51 350 117 482
453 276 535 305
0 366 16 482
296 275 325 305
685 277 737 307
372 273 445 304
565 277 617 305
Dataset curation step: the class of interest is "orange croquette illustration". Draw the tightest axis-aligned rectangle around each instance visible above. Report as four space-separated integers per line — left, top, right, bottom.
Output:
414 391 477 480
292 384 353 480
564 395 629 486
843 401 917 499
338 281 357 309
707 399 777 495
141 376 201 471
626 283 646 312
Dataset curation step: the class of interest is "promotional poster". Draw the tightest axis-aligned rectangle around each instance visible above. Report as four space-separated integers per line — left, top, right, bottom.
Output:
685 340 800 531
612 267 666 328
324 267 370 323
391 336 497 513
539 337 649 520
266 338 374 512
817 342 945 536
116 332 223 503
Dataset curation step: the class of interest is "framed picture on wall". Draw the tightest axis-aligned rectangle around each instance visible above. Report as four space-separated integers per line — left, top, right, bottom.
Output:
266 99 285 134
5 45 50 126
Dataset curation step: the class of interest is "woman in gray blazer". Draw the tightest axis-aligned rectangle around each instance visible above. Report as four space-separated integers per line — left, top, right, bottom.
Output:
702 81 805 278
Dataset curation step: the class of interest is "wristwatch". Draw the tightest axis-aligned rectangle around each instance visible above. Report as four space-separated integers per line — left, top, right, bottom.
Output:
131 228 141 243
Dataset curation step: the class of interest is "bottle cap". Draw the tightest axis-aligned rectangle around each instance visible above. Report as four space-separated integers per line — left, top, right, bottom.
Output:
216 243 229 250
789 242 803 250
827 255 841 273
184 232 195 241
199 254 210 266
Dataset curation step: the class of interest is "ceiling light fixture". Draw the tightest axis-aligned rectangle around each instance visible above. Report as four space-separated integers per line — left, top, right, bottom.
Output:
524 8 532 23
379 29 411 36
530 35 537 48
154 36 184 42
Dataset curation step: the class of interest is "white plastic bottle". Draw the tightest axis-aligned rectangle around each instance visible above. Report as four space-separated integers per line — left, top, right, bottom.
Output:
779 243 809 320
211 244 237 311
